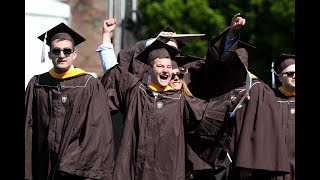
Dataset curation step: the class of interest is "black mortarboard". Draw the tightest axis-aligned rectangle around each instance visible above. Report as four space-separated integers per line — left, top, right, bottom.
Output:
271 53 295 88
236 40 256 69
151 25 176 38
219 40 255 72
151 25 204 49
136 39 181 65
38 22 86 47
172 55 204 85
160 33 205 49
173 55 203 69
208 40 256 95
273 54 295 74
38 22 86 63
150 25 176 45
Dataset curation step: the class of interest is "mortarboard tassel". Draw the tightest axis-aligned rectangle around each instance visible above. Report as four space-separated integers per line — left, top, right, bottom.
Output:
271 62 277 89
41 32 47 63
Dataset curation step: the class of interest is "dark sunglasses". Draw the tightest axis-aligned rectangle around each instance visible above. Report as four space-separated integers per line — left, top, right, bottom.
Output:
171 72 184 80
282 71 295 77
51 48 74 55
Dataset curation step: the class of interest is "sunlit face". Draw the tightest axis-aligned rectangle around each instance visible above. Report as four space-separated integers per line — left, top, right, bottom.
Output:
278 64 295 92
150 58 172 87
48 39 76 74
170 68 183 90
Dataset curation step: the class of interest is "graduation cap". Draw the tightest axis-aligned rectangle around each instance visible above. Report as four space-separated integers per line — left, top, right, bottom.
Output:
220 40 256 72
172 55 204 85
160 33 205 49
173 55 203 69
151 25 176 38
271 53 295 88
151 25 204 49
136 39 181 65
210 40 256 95
235 40 256 69
38 22 86 62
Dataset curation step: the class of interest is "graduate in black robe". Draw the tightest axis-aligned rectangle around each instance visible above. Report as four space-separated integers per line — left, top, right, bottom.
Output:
271 54 295 180
25 23 114 180
100 39 236 180
186 13 291 179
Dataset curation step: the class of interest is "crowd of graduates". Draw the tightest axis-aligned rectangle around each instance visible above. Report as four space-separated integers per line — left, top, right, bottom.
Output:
25 12 295 180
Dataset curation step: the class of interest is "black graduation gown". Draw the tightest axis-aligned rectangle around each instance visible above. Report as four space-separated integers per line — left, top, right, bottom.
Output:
273 89 295 180
25 72 114 180
100 65 231 180
188 28 290 179
226 79 290 179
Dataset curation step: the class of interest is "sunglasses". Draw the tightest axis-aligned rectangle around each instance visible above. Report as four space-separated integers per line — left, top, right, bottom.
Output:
282 71 295 77
171 72 184 80
51 48 74 55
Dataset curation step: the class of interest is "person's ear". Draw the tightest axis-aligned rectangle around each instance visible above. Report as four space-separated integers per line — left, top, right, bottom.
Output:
147 65 152 73
72 50 77 59
147 66 152 84
278 76 283 82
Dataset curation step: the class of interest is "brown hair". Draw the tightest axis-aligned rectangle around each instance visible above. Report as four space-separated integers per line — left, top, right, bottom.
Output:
50 32 75 49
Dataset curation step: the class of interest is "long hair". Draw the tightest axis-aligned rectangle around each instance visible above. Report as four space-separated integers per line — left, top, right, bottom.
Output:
181 79 193 97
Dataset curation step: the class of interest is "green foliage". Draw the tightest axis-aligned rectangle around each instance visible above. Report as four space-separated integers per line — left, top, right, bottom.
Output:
138 0 227 57
137 0 295 84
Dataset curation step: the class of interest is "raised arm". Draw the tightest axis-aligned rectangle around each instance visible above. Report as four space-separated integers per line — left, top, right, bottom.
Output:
224 13 246 51
96 19 118 72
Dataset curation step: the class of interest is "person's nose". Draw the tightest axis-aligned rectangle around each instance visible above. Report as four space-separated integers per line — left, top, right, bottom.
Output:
163 67 170 73
58 51 66 57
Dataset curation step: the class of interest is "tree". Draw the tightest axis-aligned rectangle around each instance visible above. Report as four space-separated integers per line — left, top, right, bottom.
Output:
137 0 295 83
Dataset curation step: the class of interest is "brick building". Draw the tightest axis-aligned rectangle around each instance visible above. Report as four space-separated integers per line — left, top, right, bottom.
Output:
26 0 138 85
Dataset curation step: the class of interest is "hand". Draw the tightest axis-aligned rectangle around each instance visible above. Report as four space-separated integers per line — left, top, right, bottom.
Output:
102 19 116 44
228 13 246 38
230 89 250 111
153 31 177 44
156 31 177 39
103 19 117 34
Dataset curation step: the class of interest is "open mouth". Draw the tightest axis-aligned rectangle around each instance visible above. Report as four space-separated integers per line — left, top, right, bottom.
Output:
160 74 169 80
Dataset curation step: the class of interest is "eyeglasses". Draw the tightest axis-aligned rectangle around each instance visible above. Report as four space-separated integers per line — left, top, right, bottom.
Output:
171 72 184 80
51 48 74 55
282 71 295 77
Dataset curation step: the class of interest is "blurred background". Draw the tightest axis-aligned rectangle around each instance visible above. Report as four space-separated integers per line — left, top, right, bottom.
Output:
25 0 295 88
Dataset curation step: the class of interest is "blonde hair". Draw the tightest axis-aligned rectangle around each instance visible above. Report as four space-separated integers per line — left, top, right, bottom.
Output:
180 79 193 97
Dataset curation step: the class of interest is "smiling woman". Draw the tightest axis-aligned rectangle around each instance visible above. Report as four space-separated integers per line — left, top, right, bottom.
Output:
170 60 193 96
